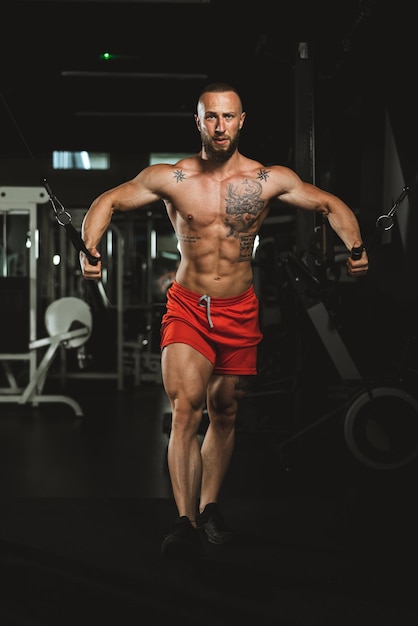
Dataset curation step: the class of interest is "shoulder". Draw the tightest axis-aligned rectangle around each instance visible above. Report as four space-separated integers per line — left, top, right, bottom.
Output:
234 154 296 181
237 159 303 195
254 163 300 184
129 158 194 196
139 155 201 184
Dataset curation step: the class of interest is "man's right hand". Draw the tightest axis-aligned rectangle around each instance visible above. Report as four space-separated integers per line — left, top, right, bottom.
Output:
79 248 102 280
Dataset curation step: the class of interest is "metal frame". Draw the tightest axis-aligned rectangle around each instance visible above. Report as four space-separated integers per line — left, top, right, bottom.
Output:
0 186 47 391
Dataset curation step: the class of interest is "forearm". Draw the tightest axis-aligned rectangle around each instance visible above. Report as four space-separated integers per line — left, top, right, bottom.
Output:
325 199 364 250
325 202 368 276
81 197 114 251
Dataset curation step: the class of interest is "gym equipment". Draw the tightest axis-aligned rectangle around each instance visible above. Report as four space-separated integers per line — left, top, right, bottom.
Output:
0 297 92 417
278 250 418 470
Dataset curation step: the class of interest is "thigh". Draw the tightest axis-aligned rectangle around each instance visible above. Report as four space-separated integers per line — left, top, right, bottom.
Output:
161 343 213 408
207 373 252 412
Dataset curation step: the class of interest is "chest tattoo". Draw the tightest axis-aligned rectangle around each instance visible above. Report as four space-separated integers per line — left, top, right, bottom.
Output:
224 179 264 237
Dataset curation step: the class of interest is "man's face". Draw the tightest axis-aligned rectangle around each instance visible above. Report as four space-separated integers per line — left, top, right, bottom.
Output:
195 91 246 162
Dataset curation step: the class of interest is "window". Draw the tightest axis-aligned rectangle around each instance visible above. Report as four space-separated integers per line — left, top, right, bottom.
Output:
149 153 193 166
52 151 110 170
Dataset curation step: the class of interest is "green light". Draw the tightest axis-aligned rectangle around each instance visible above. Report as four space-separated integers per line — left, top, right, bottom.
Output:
100 52 115 61
99 51 135 63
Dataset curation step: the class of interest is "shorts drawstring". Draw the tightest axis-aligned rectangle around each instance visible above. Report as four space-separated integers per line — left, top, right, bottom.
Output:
198 294 214 328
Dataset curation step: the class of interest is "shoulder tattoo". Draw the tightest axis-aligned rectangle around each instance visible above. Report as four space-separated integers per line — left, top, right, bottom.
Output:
173 169 186 182
257 168 270 182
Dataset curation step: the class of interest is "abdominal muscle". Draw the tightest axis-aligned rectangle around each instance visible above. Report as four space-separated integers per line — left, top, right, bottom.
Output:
174 251 254 298
171 210 259 297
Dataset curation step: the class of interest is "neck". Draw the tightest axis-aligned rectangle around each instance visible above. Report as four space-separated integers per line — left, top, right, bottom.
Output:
199 147 240 166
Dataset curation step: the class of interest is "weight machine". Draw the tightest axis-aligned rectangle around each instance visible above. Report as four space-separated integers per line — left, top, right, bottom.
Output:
276 185 418 470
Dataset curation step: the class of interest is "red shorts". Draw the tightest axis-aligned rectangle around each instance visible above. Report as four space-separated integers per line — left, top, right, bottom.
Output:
160 281 263 375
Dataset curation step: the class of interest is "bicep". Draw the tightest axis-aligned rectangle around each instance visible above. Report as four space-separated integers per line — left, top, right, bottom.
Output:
270 167 324 212
277 180 329 214
110 176 162 212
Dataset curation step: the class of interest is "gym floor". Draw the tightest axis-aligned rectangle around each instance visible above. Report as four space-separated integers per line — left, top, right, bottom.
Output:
0 371 417 626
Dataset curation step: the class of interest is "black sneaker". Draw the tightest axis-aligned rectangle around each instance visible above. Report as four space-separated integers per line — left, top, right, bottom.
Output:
197 503 234 544
161 516 201 560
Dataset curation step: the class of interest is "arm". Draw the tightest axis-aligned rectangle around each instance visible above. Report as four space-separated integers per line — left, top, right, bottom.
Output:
274 167 368 276
80 166 166 279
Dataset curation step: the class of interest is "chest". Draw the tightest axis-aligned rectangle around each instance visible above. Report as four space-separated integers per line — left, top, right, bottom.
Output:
167 176 268 230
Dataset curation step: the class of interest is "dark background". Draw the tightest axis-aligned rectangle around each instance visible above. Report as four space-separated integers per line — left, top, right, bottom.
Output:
0 0 415 169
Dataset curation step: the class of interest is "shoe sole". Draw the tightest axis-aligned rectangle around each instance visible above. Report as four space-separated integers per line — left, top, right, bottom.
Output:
198 527 235 545
162 537 201 560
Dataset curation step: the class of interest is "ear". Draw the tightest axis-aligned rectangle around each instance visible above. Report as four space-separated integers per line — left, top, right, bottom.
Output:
194 114 201 131
239 112 246 129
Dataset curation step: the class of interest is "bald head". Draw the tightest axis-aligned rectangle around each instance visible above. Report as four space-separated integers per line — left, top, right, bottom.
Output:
197 82 243 116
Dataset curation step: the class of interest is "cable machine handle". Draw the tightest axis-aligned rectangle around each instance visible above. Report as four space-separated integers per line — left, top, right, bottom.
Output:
42 177 100 266
64 223 100 266
350 245 365 260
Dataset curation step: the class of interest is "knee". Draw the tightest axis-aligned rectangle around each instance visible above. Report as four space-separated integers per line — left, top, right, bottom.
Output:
170 396 205 431
207 397 238 428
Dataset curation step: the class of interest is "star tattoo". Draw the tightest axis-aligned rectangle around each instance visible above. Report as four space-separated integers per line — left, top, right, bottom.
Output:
173 169 186 182
257 169 270 182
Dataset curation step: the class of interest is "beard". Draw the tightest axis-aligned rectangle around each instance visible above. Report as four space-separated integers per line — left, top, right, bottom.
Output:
202 132 240 163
